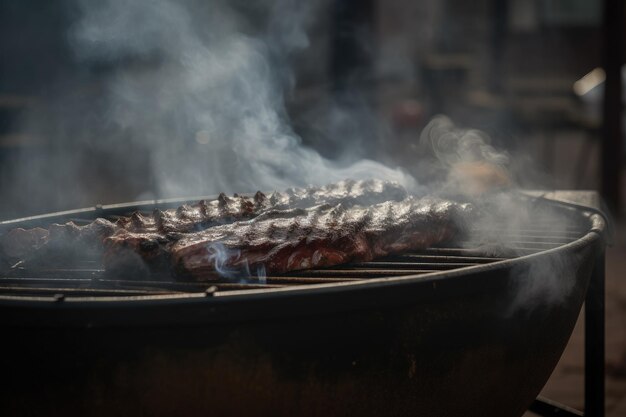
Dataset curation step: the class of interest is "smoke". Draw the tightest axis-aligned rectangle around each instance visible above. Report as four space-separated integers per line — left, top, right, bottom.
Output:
508 250 582 314
420 115 509 169
478 192 584 311
417 116 583 310
416 115 512 196
0 0 420 220
64 0 415 199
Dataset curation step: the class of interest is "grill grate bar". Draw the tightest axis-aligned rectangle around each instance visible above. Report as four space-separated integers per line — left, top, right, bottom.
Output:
418 247 543 257
474 232 579 239
300 263 479 272
464 241 567 249
383 254 508 263
0 277 284 291
211 282 285 290
0 275 354 290
472 229 583 237
468 236 577 244
169 273 364 284
0 285 178 297
6 268 104 279
11 281 285 292
287 269 435 278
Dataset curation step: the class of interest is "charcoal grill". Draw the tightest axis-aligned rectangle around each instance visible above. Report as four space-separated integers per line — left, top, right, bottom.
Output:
0 191 606 417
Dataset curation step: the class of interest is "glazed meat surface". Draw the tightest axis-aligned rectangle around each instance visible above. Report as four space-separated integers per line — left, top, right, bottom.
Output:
1 179 407 261
128 197 474 279
148 178 408 234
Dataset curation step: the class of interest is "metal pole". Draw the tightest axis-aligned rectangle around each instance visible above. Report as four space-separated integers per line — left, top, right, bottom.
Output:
601 0 624 214
585 249 605 417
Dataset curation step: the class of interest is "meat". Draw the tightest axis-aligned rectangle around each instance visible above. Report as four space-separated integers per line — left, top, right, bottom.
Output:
0 227 49 259
105 197 474 279
0 179 407 262
0 179 473 278
116 191 271 235
1 219 118 262
146 178 408 233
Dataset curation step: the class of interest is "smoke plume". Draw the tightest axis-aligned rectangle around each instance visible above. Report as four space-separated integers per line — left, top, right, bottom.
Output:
67 0 414 198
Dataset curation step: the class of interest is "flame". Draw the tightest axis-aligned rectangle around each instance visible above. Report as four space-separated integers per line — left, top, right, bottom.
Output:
206 242 266 283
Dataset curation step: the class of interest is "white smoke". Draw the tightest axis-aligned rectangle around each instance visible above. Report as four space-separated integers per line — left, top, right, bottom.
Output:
416 116 584 310
420 115 509 168
68 0 415 198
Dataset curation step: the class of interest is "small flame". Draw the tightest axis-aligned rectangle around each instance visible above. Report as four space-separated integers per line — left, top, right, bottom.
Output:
206 242 267 283
255 264 267 284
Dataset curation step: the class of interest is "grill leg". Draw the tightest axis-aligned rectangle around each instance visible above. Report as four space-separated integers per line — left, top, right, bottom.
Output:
584 249 605 417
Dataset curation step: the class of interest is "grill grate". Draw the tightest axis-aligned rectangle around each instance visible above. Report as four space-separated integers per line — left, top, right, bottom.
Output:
0 193 592 301
0 226 586 300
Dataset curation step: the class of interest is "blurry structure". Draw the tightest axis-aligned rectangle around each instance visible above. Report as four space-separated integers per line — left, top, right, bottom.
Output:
600 0 624 214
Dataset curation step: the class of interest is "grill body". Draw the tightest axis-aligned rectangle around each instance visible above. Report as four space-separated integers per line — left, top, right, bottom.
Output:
0 196 605 417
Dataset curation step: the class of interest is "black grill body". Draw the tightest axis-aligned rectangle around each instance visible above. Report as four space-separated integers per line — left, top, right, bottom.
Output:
0 194 606 417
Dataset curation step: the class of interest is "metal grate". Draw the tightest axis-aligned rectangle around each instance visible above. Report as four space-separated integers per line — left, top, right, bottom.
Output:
0 220 588 300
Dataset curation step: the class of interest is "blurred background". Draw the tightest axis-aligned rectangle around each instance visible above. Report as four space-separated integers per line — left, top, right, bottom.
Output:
0 0 623 218
0 0 624 414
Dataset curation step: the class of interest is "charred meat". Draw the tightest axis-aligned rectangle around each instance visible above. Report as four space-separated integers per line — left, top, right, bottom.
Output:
105 197 474 279
0 179 408 262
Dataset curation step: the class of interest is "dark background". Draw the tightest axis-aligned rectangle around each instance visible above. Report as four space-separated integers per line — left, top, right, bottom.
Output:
0 0 623 218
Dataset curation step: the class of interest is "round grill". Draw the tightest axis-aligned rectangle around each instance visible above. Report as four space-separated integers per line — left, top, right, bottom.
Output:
0 192 607 417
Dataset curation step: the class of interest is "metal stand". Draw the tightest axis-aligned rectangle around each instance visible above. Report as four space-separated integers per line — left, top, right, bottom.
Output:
528 250 606 417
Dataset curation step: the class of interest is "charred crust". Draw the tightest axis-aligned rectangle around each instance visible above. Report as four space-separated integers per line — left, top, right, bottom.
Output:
91 218 117 236
217 192 229 208
240 199 254 214
176 205 191 217
152 208 165 224
130 212 144 228
198 200 209 217
254 191 267 204
165 232 184 241
152 208 163 218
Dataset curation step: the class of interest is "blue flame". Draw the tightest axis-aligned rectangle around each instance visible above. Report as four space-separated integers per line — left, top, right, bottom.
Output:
206 242 267 283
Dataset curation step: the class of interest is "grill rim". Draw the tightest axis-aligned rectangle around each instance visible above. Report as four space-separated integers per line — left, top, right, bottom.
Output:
0 206 606 328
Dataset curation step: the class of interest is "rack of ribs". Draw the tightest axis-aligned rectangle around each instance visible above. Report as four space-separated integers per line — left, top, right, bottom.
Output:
105 197 475 279
0 179 408 262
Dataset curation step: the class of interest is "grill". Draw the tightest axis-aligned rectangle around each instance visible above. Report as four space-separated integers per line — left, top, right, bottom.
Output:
0 191 607 417
0 194 590 299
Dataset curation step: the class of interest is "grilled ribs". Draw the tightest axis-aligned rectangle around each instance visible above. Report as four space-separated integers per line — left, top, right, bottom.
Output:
1 179 473 279
0 194 263 261
0 179 407 261
105 197 474 279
